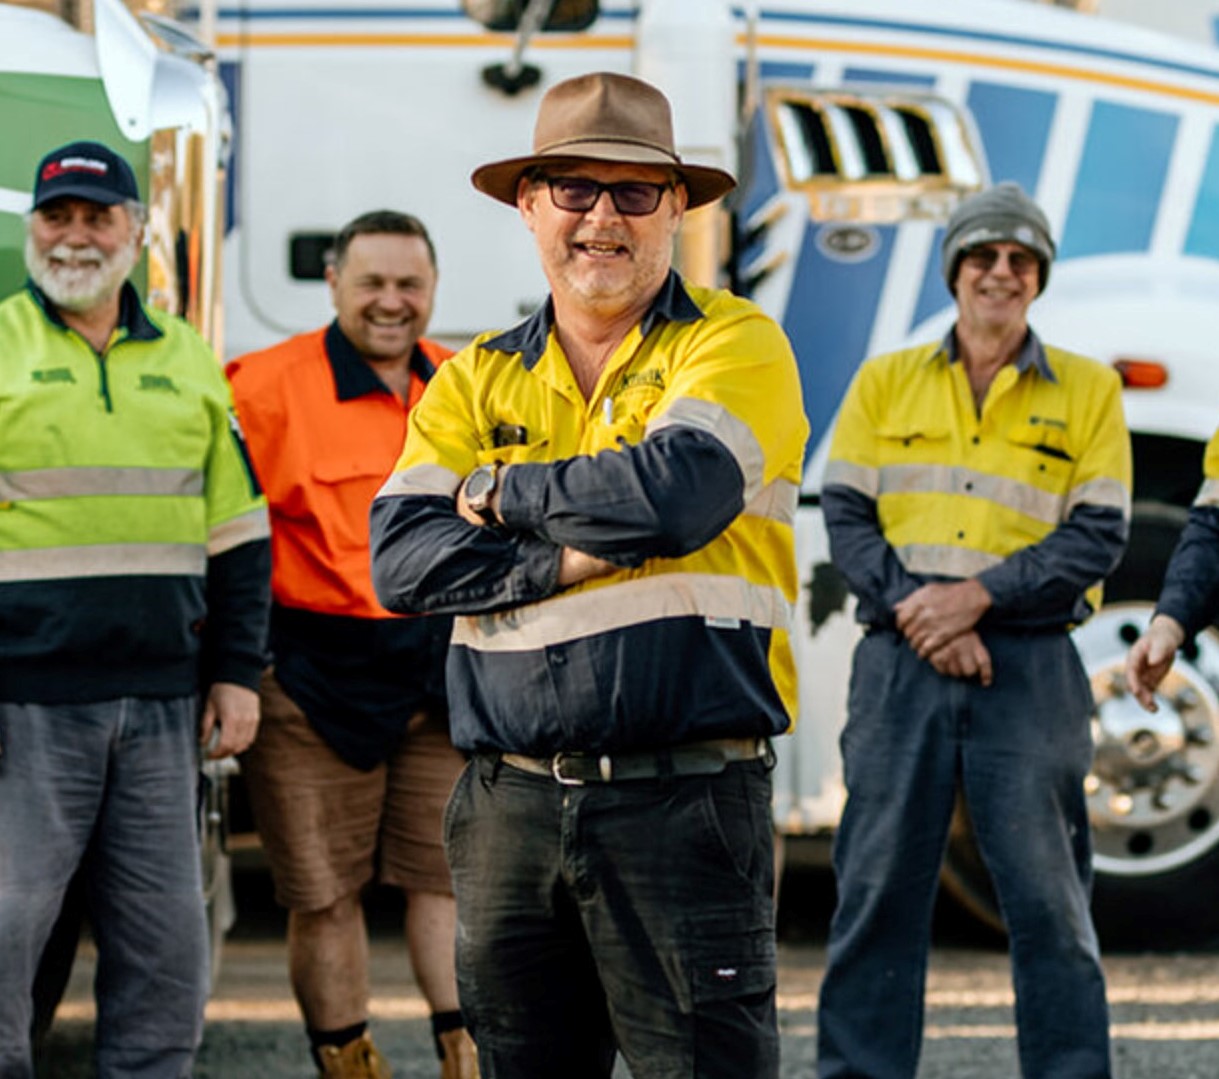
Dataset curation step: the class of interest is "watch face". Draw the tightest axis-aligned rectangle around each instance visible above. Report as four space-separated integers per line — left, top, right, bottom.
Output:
466 464 497 505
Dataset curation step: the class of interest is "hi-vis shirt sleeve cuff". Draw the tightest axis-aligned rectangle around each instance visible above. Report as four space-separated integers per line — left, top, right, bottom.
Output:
647 397 766 502
377 463 463 500
208 506 271 555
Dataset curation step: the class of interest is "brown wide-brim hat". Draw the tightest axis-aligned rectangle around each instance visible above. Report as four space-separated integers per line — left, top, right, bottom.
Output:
471 71 737 210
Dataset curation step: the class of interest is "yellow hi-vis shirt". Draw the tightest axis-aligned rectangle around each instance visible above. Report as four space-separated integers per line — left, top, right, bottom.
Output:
370 273 808 755
823 331 1130 629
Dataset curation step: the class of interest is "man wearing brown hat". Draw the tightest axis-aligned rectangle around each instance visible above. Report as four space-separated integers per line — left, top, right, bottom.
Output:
369 72 807 1078
0 139 270 1077
816 182 1129 1078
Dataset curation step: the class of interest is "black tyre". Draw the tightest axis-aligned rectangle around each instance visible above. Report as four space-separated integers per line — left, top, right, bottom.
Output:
943 502 1219 950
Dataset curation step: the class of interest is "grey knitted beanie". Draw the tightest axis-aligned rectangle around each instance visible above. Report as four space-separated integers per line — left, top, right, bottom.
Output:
941 181 1056 295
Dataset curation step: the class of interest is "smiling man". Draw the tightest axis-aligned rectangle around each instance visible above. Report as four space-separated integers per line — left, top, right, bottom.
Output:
225 212 476 1079
816 182 1131 1079
0 139 270 1079
368 73 807 1078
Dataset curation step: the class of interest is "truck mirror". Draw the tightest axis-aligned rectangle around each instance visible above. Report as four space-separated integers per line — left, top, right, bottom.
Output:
463 0 598 33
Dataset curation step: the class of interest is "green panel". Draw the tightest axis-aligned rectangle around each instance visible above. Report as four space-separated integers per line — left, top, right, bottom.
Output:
0 72 149 301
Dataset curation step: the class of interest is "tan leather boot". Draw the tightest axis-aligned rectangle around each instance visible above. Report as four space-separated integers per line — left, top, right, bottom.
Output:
436 1026 480 1079
316 1031 393 1079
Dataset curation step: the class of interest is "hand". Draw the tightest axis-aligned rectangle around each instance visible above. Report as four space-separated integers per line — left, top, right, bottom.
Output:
926 631 994 686
1125 614 1186 713
558 547 616 587
199 682 260 759
895 579 992 659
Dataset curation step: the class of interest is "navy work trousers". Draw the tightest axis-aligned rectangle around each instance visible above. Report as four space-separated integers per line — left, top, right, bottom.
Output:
445 755 779 1079
817 630 1112 1079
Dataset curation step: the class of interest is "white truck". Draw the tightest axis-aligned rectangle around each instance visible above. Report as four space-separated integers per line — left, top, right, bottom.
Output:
10 0 1219 952
206 0 1219 950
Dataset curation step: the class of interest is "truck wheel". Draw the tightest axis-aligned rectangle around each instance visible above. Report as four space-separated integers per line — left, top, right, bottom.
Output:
943 502 1219 949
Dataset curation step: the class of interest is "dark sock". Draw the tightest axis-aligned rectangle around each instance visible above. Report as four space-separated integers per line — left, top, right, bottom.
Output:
308 1020 368 1069
430 1010 465 1060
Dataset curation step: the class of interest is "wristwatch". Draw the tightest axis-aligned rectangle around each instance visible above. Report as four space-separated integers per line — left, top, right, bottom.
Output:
463 463 500 523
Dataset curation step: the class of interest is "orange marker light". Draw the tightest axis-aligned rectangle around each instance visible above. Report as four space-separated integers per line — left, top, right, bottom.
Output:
1112 358 1169 389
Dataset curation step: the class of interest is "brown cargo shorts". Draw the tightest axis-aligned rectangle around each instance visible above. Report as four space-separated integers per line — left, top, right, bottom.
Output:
240 669 467 912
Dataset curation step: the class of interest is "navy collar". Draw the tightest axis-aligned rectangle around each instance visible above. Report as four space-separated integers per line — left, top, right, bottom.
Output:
324 321 437 402
481 270 705 369
935 324 1057 383
27 278 163 342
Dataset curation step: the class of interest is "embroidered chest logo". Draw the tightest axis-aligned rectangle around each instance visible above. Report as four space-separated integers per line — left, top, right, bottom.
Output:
31 367 75 385
619 368 665 393
137 374 180 394
1027 415 1066 431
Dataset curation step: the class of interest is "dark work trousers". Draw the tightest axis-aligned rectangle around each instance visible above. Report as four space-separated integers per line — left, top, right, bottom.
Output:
444 755 779 1079
816 629 1112 1079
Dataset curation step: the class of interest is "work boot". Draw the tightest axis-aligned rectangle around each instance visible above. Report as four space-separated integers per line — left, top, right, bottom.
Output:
316 1031 392 1079
436 1027 479 1079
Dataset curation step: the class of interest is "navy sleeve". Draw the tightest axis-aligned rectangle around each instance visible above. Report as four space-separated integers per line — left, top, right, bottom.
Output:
822 484 921 627
202 537 271 689
1155 504 1219 637
498 427 746 567
977 504 1128 627
371 494 563 616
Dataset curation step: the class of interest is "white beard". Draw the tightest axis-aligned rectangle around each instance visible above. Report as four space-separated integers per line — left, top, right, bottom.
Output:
26 232 141 313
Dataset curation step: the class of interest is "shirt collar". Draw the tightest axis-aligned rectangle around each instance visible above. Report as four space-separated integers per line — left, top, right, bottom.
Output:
27 278 163 342
481 269 706 369
933 324 1057 383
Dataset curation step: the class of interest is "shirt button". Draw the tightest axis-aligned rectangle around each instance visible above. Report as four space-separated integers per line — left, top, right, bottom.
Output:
971 436 980 445
957 531 966 539
964 481 973 492
550 649 567 666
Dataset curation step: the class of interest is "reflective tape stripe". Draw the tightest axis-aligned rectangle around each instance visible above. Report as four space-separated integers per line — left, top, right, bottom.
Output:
0 467 205 501
452 571 793 653
0 544 207 582
1196 478 1219 508
208 506 271 555
1065 476 1131 517
648 397 766 502
879 463 1066 526
895 544 1004 578
378 463 461 500
824 460 879 498
743 478 798 526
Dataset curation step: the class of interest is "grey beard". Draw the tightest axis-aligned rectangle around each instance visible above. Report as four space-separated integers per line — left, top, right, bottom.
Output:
25 234 140 313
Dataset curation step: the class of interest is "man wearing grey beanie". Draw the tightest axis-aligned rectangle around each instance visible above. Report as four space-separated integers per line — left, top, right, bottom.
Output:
817 182 1130 1079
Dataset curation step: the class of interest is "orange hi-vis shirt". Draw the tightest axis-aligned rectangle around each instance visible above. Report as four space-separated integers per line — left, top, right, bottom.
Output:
226 322 451 619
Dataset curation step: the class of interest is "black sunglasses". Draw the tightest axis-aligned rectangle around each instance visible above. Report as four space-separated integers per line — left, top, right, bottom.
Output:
961 245 1039 276
541 175 674 217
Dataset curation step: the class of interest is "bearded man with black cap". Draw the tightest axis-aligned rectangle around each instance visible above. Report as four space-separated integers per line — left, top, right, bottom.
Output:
816 181 1130 1079
369 72 807 1078
0 140 270 1079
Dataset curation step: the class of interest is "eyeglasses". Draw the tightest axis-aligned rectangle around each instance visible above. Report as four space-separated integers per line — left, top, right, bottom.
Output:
542 175 674 217
961 246 1040 277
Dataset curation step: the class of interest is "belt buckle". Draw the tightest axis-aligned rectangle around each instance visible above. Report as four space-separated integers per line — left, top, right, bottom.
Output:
551 753 586 786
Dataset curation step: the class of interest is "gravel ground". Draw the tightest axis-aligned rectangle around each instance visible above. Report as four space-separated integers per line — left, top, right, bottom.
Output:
34 871 1219 1078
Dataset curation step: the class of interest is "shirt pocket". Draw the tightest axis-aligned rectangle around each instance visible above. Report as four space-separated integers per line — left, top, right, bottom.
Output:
1004 419 1074 493
474 438 551 467
587 386 664 454
307 457 391 549
873 420 951 472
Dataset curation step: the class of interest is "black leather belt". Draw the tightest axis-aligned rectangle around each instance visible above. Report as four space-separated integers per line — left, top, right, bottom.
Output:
497 736 773 786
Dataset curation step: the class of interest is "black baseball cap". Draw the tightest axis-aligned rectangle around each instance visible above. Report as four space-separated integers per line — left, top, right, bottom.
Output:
32 140 140 210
